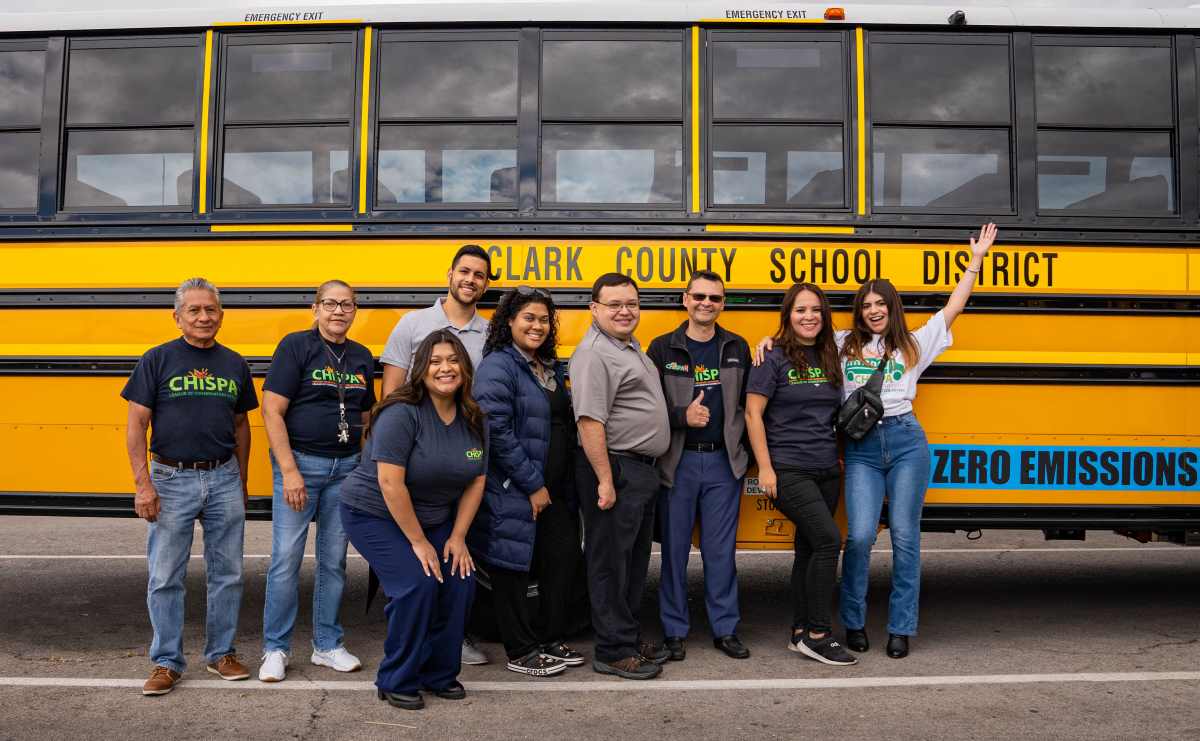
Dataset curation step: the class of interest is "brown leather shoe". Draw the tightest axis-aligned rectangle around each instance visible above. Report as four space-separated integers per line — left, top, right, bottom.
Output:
206 654 250 681
143 665 181 696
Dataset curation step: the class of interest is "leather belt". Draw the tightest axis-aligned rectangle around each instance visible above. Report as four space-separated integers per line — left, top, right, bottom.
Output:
151 453 232 471
611 451 657 467
683 442 724 452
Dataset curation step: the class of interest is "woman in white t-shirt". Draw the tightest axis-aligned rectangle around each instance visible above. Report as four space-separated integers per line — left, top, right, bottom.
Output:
838 223 997 660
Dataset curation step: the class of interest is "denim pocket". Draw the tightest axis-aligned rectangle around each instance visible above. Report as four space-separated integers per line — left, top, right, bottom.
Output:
149 462 178 482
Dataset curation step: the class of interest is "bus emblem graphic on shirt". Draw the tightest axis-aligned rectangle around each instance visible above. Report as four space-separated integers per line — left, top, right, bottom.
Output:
844 357 905 384
465 448 483 461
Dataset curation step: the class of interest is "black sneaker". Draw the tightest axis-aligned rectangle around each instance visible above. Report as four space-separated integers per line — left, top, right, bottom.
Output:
638 641 670 665
592 655 662 680
540 642 586 667
790 633 859 666
506 651 568 677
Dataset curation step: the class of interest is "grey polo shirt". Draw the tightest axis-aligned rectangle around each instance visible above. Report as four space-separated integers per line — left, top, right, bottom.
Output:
569 322 670 459
380 297 489 371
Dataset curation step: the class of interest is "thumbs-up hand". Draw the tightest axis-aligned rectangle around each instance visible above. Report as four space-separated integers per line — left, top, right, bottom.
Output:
685 388 711 428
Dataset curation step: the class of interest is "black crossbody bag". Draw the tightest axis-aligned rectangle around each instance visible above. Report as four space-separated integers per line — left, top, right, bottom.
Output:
836 352 890 441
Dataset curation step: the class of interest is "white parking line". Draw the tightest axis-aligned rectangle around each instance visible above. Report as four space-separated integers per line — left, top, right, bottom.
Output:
0 671 1198 692
0 547 1195 560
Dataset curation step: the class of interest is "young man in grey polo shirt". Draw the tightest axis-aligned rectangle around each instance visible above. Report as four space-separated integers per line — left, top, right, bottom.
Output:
378 243 492 666
380 244 491 396
570 273 671 680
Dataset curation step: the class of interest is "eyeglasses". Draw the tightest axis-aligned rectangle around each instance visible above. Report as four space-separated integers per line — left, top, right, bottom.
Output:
596 301 640 313
515 285 551 299
318 299 357 312
688 292 725 304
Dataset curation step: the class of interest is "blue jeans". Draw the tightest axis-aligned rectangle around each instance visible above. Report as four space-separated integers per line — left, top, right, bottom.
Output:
839 413 931 636
659 450 742 639
146 457 245 672
263 450 358 654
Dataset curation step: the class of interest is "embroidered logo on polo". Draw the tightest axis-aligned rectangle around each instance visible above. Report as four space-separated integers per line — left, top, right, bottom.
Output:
786 365 829 385
167 368 240 400
694 363 720 388
465 448 484 461
844 356 906 384
310 365 369 390
664 361 690 373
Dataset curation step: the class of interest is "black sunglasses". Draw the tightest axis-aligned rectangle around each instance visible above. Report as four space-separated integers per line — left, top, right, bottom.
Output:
688 292 725 303
515 285 551 299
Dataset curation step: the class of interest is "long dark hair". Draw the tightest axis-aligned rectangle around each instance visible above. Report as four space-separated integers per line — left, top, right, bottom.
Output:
774 282 841 389
841 279 919 368
367 330 485 441
483 288 559 365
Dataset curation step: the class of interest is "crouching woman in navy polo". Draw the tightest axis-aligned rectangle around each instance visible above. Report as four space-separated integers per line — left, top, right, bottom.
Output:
468 287 584 678
338 330 487 710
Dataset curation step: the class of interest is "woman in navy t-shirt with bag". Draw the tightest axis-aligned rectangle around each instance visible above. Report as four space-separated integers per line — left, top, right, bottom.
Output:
745 282 857 667
260 280 375 682
838 223 997 660
339 330 487 711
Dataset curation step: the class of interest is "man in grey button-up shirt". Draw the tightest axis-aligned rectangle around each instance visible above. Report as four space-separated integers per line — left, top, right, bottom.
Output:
569 273 670 680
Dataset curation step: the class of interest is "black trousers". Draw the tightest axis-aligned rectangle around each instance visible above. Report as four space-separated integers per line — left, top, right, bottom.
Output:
774 466 843 634
489 481 584 661
575 450 659 664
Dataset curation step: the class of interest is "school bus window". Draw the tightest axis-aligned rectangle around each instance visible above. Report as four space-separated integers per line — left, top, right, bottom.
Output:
709 33 848 209
541 124 683 205
869 36 1012 212
1034 40 1175 214
711 126 843 207
62 40 199 209
378 41 517 119
218 35 355 209
378 124 516 205
0 48 45 210
540 34 685 208
872 128 1011 210
375 36 518 207
541 40 682 119
712 40 843 120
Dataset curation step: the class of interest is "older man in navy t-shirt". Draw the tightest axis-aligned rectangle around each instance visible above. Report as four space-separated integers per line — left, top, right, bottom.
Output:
122 278 258 697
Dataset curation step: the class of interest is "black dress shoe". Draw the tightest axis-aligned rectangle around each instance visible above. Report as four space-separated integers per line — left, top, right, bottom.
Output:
426 681 466 700
845 628 870 653
713 634 750 659
886 634 909 659
664 637 686 662
377 688 424 710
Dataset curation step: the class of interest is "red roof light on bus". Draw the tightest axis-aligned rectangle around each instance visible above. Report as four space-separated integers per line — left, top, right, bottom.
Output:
824 7 846 20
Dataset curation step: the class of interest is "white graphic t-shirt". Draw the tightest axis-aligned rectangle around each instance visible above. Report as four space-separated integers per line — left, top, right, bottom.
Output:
836 310 953 417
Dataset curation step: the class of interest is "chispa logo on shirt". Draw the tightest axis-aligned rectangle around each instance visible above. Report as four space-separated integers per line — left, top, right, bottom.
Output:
787 365 829 385
167 368 240 400
694 363 720 387
311 365 368 390
844 357 905 384
465 448 484 461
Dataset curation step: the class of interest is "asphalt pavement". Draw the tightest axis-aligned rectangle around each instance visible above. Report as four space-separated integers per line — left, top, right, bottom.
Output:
0 517 1198 741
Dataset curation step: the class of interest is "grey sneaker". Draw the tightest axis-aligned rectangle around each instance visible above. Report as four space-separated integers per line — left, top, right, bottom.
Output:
461 636 489 666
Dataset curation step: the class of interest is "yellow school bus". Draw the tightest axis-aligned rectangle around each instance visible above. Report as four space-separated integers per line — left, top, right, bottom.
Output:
1 1 1197 549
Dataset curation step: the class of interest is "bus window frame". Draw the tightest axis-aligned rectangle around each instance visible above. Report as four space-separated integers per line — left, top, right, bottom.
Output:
535 28 690 213
212 29 361 213
1031 33 1182 221
0 37 48 217
866 31 1017 218
372 28 521 212
57 34 203 216
705 28 853 215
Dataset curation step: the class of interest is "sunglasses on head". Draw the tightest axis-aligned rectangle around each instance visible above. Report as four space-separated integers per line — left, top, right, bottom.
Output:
515 285 551 299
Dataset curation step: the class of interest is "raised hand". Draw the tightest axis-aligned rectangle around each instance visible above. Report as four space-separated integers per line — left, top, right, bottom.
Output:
970 222 997 259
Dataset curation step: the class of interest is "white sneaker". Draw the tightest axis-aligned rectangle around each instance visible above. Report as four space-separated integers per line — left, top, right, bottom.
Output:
461 636 489 666
258 650 288 682
311 646 362 673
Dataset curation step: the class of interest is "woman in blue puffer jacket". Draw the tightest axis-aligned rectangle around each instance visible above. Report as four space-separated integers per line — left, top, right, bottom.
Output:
468 286 584 677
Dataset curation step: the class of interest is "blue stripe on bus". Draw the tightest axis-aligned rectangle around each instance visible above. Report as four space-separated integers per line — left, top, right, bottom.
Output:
927 445 1200 491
